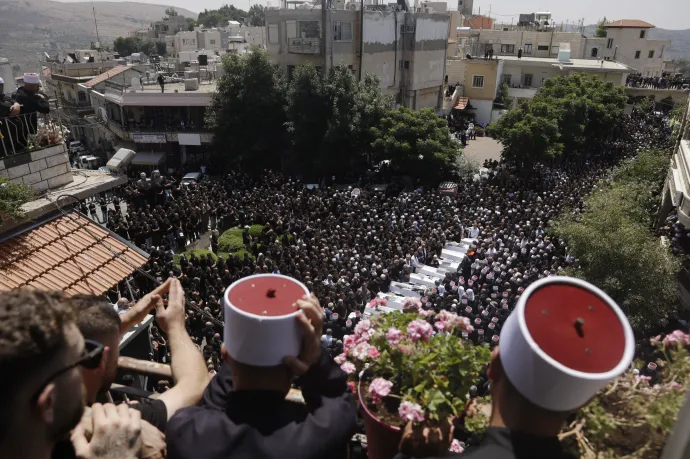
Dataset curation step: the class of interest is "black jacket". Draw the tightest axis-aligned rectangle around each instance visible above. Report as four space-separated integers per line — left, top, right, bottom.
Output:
166 350 358 459
12 87 50 115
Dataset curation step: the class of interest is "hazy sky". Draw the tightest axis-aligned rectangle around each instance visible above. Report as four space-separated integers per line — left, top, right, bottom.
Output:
63 0 689 30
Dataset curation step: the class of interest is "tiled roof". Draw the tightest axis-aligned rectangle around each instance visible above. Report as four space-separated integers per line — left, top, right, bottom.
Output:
455 97 470 110
83 65 132 88
605 19 655 28
464 16 495 30
0 213 148 296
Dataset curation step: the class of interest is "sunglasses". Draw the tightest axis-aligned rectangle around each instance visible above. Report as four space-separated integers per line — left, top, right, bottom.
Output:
31 339 105 402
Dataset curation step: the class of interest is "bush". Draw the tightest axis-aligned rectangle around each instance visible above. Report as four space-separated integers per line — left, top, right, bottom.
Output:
218 227 245 252
248 224 264 238
231 249 256 261
474 126 485 137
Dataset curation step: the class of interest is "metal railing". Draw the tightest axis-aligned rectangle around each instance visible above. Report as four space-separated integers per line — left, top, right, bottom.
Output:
288 37 321 55
0 111 67 158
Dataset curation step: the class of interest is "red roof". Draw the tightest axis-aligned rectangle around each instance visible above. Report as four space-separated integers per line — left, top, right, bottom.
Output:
0 213 148 296
464 15 495 30
83 65 132 88
454 97 470 110
605 19 655 28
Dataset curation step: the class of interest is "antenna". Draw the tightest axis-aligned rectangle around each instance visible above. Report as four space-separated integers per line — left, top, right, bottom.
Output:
92 1 101 48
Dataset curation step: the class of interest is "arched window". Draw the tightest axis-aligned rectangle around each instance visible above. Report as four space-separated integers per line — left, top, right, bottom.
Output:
591 47 598 58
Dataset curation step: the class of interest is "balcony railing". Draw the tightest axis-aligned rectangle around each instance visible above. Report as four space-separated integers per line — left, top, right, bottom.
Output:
0 112 67 158
288 37 321 54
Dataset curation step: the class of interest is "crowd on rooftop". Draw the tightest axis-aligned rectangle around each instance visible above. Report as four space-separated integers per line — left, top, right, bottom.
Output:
626 72 690 90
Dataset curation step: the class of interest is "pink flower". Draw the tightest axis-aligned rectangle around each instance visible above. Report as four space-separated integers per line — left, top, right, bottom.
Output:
435 321 447 331
664 330 690 347
343 335 356 352
334 353 347 365
449 439 464 453
650 335 662 346
398 343 414 355
407 319 435 343
350 342 376 361
368 346 381 359
369 377 393 404
403 298 422 309
638 375 651 384
354 319 372 337
672 381 683 390
347 381 356 393
340 362 356 374
368 298 388 308
386 328 403 346
398 401 425 422
418 308 435 318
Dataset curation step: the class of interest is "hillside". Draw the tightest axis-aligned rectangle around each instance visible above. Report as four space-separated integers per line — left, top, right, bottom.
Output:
0 0 196 72
648 28 690 61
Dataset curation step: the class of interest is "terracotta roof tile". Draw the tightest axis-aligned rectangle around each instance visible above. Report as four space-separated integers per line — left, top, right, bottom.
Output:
83 65 132 88
605 19 655 28
0 213 148 296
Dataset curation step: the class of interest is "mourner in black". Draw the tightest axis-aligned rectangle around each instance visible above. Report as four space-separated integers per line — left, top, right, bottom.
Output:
166 294 358 459
0 77 20 118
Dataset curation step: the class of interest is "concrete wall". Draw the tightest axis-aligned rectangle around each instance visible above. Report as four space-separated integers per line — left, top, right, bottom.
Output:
362 10 401 89
464 59 500 100
446 58 465 84
472 99 493 126
0 144 73 192
501 61 560 88
409 14 449 92
475 30 586 59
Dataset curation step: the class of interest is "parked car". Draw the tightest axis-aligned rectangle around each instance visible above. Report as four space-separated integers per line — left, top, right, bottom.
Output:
69 141 86 154
181 172 206 185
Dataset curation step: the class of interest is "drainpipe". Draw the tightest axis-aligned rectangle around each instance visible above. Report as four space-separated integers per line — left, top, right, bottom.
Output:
358 0 364 81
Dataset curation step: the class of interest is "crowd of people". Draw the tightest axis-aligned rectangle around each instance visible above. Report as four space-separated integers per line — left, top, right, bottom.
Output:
626 72 690 90
0 101 680 459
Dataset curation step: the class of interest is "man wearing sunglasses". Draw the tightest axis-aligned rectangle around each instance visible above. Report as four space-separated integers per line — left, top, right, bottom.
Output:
70 278 209 432
0 289 94 459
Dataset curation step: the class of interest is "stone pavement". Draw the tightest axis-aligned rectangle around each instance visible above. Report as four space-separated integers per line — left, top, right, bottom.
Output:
462 137 503 164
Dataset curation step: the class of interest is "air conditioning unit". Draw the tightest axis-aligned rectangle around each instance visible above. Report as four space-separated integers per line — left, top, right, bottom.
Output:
347 2 359 10
184 79 199 91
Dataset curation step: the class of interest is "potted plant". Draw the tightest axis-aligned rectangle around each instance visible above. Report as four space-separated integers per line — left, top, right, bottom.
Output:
335 299 491 459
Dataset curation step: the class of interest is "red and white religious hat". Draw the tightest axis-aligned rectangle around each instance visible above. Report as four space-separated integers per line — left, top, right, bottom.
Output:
499 277 634 412
224 274 310 367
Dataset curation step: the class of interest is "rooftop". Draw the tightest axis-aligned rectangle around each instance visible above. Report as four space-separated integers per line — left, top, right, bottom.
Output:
605 19 655 28
84 65 137 87
0 212 147 296
499 55 632 72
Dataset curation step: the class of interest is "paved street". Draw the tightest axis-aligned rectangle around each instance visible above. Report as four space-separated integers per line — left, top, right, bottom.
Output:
463 137 503 164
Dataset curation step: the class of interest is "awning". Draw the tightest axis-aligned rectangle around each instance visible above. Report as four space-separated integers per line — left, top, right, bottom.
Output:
131 151 165 166
0 213 148 296
454 97 470 110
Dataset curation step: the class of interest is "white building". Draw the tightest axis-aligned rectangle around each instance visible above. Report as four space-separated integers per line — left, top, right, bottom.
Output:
601 20 670 76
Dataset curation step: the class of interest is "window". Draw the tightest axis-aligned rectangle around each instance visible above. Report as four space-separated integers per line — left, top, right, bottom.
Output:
524 43 532 54
523 74 533 87
500 44 515 54
78 92 86 102
537 45 549 51
298 21 320 38
606 38 614 49
333 21 353 41
551 45 559 55
648 50 655 58
591 47 598 57
635 50 641 59
399 60 409 69
472 75 484 88
404 61 410 69
640 30 646 39
268 24 279 44
502 74 512 85
210 39 216 45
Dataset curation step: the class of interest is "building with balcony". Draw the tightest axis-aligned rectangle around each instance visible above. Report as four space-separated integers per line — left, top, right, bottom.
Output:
661 96 690 228
79 70 216 171
445 49 632 125
265 5 450 110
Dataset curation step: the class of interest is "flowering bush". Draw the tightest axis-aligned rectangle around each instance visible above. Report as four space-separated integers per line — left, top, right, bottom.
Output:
339 301 490 427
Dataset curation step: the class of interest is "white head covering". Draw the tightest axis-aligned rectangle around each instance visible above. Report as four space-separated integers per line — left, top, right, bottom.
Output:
23 73 40 84
0 77 4 84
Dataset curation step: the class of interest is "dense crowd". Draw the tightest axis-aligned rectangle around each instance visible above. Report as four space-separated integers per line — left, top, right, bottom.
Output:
626 72 690 90
74 108 672 377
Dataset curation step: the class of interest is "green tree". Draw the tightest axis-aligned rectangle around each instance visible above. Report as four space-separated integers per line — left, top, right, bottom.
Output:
0 177 36 227
186 17 196 31
370 107 459 183
113 36 140 56
205 49 287 173
488 73 626 166
165 6 178 17
248 4 266 27
594 17 608 38
552 149 679 334
493 83 510 108
138 39 156 56
155 41 167 56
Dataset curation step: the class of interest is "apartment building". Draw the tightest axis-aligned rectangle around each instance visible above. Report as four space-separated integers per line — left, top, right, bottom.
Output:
661 95 690 227
600 20 670 76
78 68 215 169
265 5 450 110
450 46 631 125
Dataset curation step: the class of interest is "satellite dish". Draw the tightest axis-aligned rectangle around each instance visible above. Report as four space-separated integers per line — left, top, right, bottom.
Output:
351 188 361 198
131 78 141 91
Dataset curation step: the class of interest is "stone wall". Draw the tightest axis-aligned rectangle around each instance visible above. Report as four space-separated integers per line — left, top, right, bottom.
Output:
0 144 73 192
